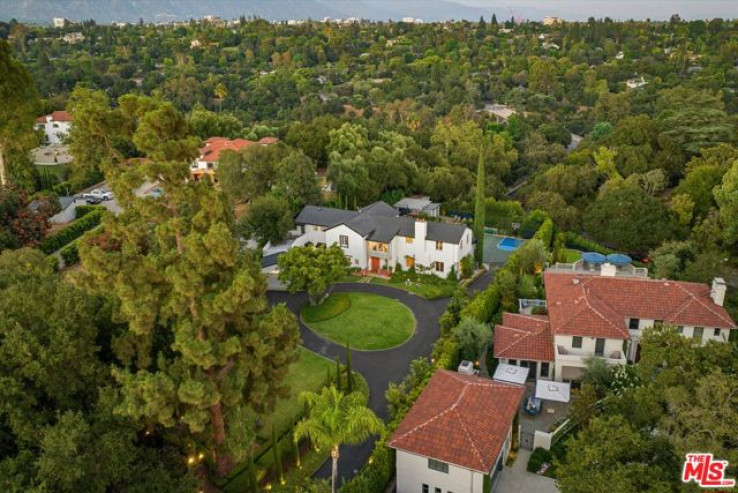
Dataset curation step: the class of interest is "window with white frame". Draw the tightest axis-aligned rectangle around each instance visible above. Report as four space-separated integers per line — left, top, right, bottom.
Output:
339 235 349 248
435 240 443 251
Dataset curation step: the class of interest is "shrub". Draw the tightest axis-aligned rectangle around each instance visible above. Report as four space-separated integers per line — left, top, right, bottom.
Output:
527 447 554 473
60 242 80 266
447 266 458 282
520 209 549 239
75 205 105 219
46 255 60 273
460 254 475 279
38 209 105 254
460 284 500 323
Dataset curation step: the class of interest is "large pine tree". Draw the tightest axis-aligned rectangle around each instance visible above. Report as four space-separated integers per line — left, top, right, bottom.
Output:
77 147 300 477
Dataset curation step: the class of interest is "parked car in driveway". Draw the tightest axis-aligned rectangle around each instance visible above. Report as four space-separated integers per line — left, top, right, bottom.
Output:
82 195 103 204
89 188 114 200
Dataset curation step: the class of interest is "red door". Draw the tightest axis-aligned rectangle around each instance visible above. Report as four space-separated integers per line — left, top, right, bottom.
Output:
370 257 380 271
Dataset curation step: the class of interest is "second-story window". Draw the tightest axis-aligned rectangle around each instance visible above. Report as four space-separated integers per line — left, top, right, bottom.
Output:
339 235 349 248
714 328 722 337
405 236 413 244
693 327 704 340
572 336 583 349
628 318 639 330
435 240 443 251
428 458 449 473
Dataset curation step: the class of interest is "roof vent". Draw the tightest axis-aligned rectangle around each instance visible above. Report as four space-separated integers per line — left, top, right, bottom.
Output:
572 278 580 285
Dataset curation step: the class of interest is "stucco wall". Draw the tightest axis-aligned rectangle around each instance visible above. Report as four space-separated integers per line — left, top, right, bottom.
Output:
396 451 485 493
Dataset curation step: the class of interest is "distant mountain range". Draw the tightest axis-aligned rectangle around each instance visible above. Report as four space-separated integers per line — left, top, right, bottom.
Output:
0 0 550 24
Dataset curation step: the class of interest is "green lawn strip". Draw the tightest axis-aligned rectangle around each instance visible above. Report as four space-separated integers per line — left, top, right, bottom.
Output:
302 292 415 350
563 248 582 263
302 292 351 323
368 276 457 299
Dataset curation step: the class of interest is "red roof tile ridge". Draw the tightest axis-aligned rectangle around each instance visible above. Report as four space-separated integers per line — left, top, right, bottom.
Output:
668 282 736 328
495 323 548 355
453 400 488 472
578 281 629 338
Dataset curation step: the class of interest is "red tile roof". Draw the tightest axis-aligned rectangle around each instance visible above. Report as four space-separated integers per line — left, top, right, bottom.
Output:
51 110 72 122
37 111 73 123
388 370 524 473
198 136 277 163
494 313 554 362
544 272 736 339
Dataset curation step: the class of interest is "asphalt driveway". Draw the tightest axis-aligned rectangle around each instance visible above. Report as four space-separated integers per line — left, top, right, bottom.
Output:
267 282 449 486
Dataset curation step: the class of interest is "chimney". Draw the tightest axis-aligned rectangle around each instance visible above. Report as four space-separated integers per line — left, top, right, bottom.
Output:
600 263 617 277
414 218 427 243
711 278 727 306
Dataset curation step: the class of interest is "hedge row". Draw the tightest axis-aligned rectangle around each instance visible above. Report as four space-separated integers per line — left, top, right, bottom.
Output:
563 232 616 255
75 205 105 220
533 217 555 249
459 284 500 323
38 209 105 254
60 242 80 266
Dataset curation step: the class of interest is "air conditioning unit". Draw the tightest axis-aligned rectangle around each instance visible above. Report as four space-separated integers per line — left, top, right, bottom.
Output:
457 360 474 375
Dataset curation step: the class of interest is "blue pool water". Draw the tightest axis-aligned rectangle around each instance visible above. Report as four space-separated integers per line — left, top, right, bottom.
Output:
497 237 524 252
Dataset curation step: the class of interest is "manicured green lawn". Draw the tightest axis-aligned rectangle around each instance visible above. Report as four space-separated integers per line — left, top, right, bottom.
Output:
302 292 351 322
246 347 334 441
563 248 582 263
369 277 458 299
301 292 415 350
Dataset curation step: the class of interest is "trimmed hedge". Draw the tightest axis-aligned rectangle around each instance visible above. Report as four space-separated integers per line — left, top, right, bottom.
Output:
38 209 105 254
60 242 80 266
563 232 616 255
46 255 60 273
75 205 105 220
459 284 500 323
533 217 555 249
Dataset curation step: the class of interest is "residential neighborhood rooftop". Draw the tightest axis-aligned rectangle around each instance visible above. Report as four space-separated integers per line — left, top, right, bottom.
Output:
295 202 467 244
388 370 525 474
494 313 554 362
543 271 736 339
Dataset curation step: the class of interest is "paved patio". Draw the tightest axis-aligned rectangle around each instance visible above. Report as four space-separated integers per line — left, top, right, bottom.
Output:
496 449 559 493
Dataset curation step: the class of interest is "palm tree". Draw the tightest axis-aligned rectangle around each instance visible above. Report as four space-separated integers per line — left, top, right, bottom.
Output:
294 386 384 493
214 82 227 114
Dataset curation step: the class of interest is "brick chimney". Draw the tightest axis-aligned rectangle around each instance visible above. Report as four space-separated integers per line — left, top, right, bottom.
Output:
711 278 727 306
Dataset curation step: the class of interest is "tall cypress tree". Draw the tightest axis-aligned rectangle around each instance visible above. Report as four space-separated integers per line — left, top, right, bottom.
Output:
345 343 354 394
474 144 486 264
335 356 342 391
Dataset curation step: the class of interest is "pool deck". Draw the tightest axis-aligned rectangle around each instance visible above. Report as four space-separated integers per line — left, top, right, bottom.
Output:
483 234 527 265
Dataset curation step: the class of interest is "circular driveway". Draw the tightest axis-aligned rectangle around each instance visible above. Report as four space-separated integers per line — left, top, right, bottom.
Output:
267 282 449 485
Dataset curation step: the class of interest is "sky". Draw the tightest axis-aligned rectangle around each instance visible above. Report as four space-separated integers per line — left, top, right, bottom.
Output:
459 0 738 21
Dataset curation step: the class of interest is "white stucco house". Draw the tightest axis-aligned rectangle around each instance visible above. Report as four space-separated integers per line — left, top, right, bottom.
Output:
496 262 736 382
36 111 73 145
293 201 473 279
389 370 525 493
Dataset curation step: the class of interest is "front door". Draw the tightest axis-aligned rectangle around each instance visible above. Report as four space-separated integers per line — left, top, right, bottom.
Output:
370 257 380 271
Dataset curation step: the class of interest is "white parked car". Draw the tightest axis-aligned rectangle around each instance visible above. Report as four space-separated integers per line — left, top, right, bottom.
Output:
85 188 114 201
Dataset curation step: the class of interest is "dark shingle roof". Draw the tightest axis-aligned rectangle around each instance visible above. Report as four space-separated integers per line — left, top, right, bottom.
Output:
296 202 469 245
427 221 467 244
295 205 357 228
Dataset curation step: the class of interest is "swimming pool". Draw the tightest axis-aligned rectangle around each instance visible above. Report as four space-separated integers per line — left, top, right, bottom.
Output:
497 236 524 252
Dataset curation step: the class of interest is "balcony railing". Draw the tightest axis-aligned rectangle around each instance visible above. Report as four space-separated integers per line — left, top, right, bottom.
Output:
555 345 626 364
547 260 648 278
519 298 547 314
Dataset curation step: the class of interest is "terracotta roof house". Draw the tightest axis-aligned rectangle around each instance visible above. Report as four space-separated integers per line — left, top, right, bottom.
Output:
293 202 473 279
389 370 524 493
35 111 73 145
495 262 736 382
493 313 554 380
190 136 278 180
